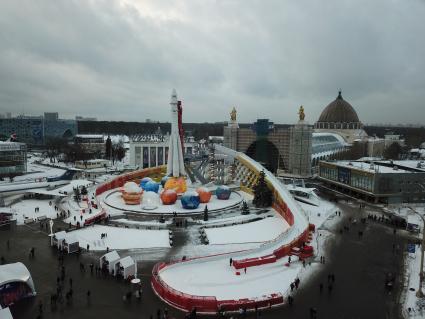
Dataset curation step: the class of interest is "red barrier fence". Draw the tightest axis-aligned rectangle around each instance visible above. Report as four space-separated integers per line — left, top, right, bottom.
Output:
95 166 166 196
152 263 284 314
84 211 107 226
232 254 277 270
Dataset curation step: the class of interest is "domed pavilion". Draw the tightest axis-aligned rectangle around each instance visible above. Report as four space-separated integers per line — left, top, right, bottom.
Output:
314 91 367 143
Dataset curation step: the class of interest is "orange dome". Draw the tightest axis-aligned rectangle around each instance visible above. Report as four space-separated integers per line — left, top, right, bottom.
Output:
160 189 178 205
196 187 211 203
164 177 187 194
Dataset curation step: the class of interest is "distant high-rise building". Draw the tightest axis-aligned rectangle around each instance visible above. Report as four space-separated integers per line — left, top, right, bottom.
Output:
44 112 59 121
0 113 76 144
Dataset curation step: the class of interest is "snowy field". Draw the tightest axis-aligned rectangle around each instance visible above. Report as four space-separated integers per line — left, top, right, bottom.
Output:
11 199 58 225
103 189 243 214
402 247 425 318
205 216 290 245
159 257 302 300
71 225 170 251
55 180 94 194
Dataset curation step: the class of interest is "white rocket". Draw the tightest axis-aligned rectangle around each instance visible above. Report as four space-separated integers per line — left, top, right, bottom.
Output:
166 89 186 177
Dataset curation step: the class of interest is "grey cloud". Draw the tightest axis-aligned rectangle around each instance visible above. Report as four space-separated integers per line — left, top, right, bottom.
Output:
0 0 424 124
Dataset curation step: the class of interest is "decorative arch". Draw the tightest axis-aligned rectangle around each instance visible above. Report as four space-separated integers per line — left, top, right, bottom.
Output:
245 139 283 173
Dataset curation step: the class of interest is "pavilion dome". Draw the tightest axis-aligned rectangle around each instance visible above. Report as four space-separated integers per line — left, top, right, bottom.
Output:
318 91 360 123
315 91 362 131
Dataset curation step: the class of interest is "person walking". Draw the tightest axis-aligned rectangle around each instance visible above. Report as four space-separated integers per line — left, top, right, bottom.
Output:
229 258 233 266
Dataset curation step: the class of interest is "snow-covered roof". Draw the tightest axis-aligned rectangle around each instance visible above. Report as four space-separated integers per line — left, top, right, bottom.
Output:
63 234 78 244
101 250 120 262
0 262 32 286
118 256 135 268
53 231 67 240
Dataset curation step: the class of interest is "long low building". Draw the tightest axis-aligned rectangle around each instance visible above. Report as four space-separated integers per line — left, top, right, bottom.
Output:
318 160 425 203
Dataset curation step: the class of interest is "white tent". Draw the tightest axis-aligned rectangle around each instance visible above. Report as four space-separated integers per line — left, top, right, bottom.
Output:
114 256 137 279
99 251 120 274
62 235 79 254
52 231 67 248
0 263 36 307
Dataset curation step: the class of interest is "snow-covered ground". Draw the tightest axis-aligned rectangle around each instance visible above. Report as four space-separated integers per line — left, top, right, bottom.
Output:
205 216 290 245
70 225 170 251
160 256 303 300
402 246 425 318
11 199 58 225
55 180 94 194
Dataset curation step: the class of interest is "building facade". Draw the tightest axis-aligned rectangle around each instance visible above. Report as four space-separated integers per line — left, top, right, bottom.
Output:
0 142 27 177
129 134 196 169
74 135 105 158
0 115 77 145
318 160 425 203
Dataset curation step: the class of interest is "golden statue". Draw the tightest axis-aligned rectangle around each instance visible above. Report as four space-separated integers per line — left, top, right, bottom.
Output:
298 105 305 121
230 107 237 122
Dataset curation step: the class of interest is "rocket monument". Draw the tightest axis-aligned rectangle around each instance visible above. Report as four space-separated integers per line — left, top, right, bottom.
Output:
166 89 186 177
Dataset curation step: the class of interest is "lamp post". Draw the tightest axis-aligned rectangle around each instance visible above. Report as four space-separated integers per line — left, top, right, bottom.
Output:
49 219 54 246
409 207 425 298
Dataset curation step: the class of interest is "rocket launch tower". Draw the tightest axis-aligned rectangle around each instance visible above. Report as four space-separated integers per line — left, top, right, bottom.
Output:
166 89 186 177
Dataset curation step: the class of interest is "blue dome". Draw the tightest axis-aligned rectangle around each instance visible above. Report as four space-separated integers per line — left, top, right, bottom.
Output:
144 181 159 193
181 191 200 209
216 186 231 200
161 176 170 187
140 177 153 189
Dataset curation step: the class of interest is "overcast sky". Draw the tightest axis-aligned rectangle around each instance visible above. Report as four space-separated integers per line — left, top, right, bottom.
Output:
0 0 424 124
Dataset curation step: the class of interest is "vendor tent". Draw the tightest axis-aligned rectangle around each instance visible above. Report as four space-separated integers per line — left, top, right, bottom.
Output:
114 256 137 279
100 251 120 274
63 235 79 254
0 262 36 308
52 231 67 248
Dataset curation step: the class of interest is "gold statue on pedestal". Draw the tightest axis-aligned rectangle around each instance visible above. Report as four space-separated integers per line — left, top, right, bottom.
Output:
298 105 305 121
230 107 237 122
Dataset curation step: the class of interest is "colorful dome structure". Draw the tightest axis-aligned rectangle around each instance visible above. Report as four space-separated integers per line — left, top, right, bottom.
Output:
216 185 231 200
142 191 160 210
160 189 178 205
181 191 200 209
144 181 160 193
121 182 143 205
140 177 153 190
164 177 187 194
196 187 212 203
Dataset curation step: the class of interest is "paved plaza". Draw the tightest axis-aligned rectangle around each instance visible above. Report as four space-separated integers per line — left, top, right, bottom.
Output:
1 200 407 319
